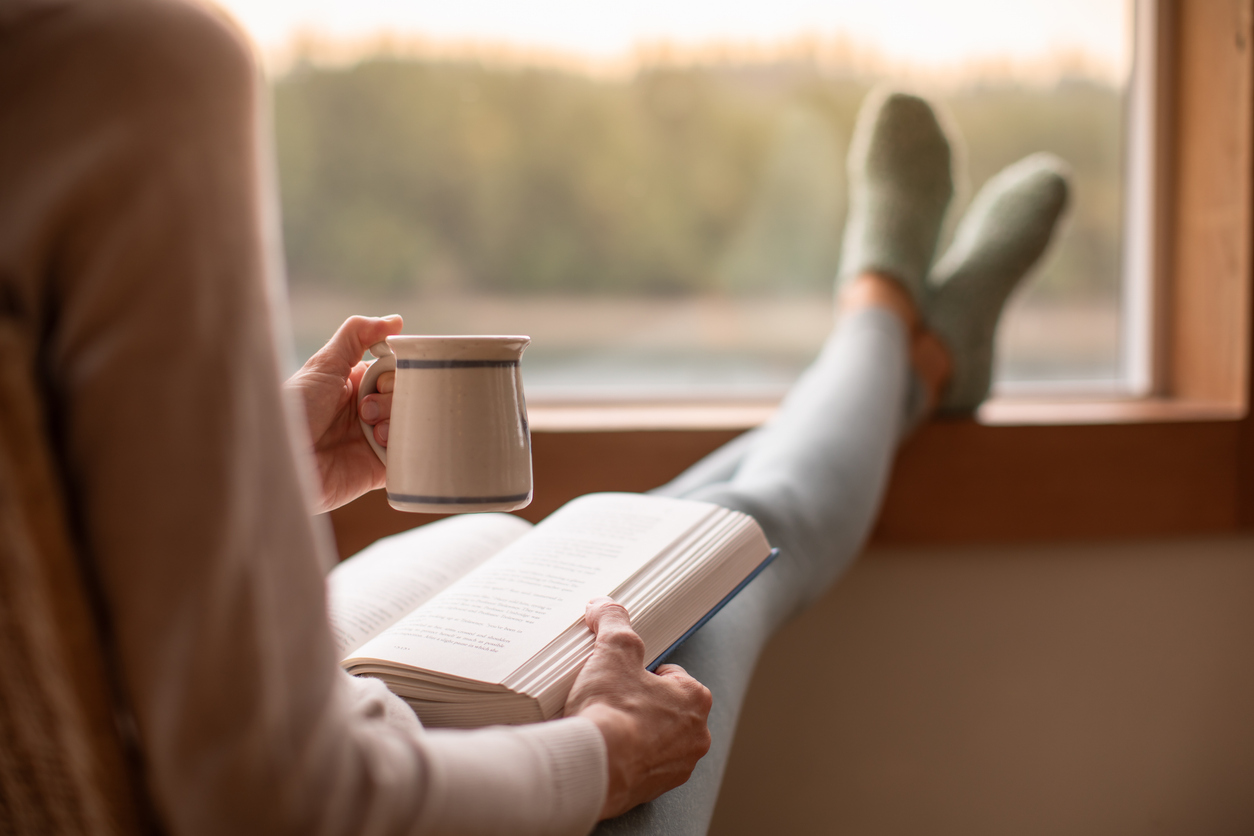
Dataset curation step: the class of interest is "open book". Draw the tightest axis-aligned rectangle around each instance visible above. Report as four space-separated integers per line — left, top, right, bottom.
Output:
329 492 774 728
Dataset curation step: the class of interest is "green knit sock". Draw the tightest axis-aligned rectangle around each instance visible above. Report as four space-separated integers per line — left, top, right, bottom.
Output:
928 152 1070 413
837 89 955 305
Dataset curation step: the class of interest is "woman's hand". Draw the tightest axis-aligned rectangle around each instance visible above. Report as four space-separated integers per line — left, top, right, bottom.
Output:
284 315 402 514
565 597 713 820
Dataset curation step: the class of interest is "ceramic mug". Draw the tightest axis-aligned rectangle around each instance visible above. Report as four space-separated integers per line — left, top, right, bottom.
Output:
357 335 533 514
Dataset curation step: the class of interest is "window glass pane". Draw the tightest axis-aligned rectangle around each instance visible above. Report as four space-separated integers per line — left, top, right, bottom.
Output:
223 1 1132 399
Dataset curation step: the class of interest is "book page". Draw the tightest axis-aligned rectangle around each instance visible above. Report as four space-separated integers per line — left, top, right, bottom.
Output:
328 513 532 657
348 493 718 683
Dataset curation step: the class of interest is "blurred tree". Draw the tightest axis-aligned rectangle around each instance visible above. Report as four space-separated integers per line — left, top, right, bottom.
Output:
272 57 1122 303
720 104 845 294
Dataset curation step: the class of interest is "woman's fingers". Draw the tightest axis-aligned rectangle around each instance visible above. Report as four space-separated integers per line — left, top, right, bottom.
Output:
585 597 647 669
568 597 714 819
347 362 393 449
358 379 392 447
359 391 392 424
353 357 394 450
356 395 389 451
313 315 403 376
653 663 692 680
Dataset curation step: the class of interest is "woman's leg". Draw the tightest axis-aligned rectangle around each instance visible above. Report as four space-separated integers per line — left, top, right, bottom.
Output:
597 92 1070 834
648 429 760 499
596 299 914 835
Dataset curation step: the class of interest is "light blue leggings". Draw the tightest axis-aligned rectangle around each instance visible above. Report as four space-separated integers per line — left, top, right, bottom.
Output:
596 307 911 835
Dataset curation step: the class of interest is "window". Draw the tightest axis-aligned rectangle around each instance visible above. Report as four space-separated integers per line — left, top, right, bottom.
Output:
226 0 1132 401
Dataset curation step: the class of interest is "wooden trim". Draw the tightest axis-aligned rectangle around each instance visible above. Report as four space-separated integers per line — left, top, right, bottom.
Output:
529 402 778 433
875 418 1246 543
1242 390 1254 528
1241 409 1254 527
525 396 1245 435
976 397 1242 424
1149 0 1178 395
1243 11 1254 528
329 414 1251 558
1166 0 1253 407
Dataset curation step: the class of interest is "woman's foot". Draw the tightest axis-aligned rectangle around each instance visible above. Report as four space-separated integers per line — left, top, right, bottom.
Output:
836 89 955 307
927 153 1070 412
836 91 1069 420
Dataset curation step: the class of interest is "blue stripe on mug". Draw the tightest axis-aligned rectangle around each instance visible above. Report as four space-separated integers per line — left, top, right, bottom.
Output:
388 492 532 505
395 359 519 369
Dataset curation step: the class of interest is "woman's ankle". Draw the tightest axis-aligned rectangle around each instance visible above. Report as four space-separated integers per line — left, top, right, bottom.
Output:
838 273 952 416
838 272 921 332
910 330 953 415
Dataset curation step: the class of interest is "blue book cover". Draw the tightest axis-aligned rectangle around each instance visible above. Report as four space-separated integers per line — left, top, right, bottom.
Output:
646 547 779 672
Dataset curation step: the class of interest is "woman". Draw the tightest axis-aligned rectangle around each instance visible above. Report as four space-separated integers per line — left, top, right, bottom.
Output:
0 0 1066 833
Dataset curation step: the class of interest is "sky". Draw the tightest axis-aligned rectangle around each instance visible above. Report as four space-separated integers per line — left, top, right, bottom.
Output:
212 0 1131 80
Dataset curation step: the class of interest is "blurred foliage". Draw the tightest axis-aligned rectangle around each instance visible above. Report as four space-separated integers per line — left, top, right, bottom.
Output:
273 58 1123 300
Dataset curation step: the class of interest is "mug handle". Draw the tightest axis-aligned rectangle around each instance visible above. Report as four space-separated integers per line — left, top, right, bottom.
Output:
357 341 394 465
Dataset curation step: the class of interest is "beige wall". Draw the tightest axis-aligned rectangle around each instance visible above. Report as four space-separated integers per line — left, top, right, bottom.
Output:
710 535 1254 836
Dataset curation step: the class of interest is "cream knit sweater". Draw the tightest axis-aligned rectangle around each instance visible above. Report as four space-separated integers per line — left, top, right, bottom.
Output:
0 0 607 832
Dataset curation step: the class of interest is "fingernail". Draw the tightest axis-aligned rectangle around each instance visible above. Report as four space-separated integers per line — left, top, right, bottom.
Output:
360 400 380 421
377 422 389 443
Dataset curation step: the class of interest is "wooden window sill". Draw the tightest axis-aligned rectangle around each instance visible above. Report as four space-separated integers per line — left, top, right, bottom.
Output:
527 396 1246 433
329 396 1254 560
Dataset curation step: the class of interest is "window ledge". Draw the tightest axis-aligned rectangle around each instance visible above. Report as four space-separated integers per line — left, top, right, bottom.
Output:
332 392 1253 559
978 396 1245 425
527 396 1246 433
529 401 777 432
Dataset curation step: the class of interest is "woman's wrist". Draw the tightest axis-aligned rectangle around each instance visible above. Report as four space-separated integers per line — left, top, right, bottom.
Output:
578 704 638 819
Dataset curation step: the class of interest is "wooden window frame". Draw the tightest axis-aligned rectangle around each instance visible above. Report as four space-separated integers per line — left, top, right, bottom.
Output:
329 0 1254 559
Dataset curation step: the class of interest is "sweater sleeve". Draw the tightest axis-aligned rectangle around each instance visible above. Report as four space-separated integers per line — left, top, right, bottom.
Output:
345 676 606 835
0 1 606 834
